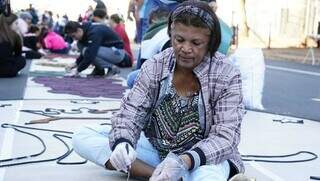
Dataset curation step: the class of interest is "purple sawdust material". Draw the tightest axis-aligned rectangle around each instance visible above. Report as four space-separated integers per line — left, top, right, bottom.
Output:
32 76 127 99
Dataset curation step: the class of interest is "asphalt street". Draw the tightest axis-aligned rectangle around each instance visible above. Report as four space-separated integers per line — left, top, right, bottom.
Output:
262 59 320 122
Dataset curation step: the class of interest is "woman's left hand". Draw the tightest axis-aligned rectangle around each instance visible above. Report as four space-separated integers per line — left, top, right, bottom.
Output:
149 152 189 181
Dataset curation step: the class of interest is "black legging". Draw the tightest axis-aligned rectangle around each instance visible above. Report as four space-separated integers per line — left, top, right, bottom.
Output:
0 56 26 77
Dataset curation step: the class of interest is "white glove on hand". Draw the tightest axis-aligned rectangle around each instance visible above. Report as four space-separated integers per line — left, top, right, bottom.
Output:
149 152 189 181
109 142 137 172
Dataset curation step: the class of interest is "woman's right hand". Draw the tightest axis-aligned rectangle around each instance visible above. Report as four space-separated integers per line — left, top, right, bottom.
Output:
109 142 137 173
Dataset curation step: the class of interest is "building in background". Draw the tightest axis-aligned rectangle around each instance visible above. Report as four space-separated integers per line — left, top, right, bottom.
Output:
217 0 320 48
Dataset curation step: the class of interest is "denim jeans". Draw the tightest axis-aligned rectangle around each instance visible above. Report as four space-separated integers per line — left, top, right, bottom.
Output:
81 46 126 69
72 124 230 181
127 69 140 88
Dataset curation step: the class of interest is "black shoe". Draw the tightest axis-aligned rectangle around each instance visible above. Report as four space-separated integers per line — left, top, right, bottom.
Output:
90 67 105 76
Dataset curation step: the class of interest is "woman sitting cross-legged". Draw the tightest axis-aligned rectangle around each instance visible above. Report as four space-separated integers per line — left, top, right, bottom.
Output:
72 1 245 181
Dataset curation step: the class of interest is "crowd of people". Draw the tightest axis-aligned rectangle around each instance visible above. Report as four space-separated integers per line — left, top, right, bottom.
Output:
0 0 234 78
0 0 134 77
0 2 71 77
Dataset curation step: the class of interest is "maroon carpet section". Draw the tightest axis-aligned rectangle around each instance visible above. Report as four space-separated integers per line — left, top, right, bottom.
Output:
33 76 127 99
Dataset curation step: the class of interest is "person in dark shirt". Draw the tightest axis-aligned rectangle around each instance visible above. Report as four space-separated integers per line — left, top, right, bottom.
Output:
28 4 39 25
64 21 128 76
23 25 40 51
0 13 26 77
22 25 42 59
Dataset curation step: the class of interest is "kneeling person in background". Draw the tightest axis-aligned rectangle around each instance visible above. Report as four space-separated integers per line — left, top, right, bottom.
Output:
64 21 129 76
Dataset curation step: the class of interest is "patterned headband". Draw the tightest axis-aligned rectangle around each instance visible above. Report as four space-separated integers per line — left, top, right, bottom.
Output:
171 5 215 30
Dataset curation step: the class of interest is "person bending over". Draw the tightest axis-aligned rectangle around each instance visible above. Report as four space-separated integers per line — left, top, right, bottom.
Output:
38 27 70 54
64 21 129 76
72 1 244 180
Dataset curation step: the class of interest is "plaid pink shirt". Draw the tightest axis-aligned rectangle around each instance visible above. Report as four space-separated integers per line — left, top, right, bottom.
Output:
109 48 244 174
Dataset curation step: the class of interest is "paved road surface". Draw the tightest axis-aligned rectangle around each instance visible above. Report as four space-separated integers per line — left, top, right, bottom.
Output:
263 59 320 121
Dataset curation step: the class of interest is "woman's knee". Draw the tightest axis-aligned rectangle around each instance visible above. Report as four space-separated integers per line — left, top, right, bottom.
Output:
72 125 111 160
188 161 230 181
72 126 93 153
